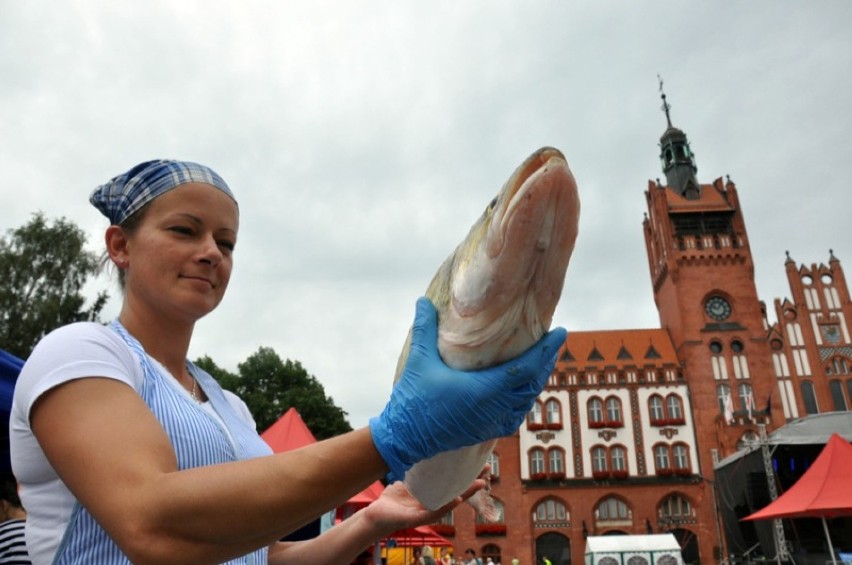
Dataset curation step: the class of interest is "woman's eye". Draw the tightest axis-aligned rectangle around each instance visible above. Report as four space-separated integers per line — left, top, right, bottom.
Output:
170 226 193 235
218 240 235 252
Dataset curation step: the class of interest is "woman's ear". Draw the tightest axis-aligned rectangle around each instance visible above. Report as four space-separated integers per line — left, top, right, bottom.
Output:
105 225 130 269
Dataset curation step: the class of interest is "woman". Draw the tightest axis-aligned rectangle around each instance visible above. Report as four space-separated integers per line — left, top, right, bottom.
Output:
9 160 565 564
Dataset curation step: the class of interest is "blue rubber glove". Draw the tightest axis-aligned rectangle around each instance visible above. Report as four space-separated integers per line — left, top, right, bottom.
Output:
370 297 567 483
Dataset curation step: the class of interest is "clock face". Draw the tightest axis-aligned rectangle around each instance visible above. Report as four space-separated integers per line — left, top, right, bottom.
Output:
705 296 732 321
821 324 841 344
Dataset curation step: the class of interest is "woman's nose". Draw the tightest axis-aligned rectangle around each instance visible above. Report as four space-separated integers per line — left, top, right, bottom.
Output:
197 234 223 265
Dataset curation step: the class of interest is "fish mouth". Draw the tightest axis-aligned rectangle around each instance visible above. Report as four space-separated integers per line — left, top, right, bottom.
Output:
488 146 571 258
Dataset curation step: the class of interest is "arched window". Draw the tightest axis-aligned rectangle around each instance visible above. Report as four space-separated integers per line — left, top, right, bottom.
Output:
716 384 731 415
596 496 630 522
666 395 684 421
529 448 546 476
847 380 852 410
605 396 623 424
487 452 500 479
481 544 502 564
545 398 562 428
611 446 627 472
653 444 671 473
533 497 569 526
588 397 604 425
737 383 753 412
649 395 665 423
737 431 759 450
659 494 693 521
626 557 649 565
528 400 543 426
672 443 690 472
548 448 565 476
829 380 848 411
591 446 608 473
801 381 818 414
828 356 850 375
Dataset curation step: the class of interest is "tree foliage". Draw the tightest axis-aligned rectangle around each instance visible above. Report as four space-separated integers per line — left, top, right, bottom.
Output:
196 347 352 440
0 213 108 358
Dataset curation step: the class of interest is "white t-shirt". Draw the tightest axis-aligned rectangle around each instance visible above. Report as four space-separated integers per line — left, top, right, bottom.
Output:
9 322 256 565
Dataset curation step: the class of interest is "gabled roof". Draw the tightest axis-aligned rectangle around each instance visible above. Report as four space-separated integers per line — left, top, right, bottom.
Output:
260 407 317 453
557 329 678 370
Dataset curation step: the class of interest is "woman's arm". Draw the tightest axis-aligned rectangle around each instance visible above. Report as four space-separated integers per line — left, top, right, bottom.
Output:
30 298 561 564
32 377 387 565
266 480 484 565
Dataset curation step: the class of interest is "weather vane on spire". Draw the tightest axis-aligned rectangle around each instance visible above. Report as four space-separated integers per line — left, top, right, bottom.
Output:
658 74 673 128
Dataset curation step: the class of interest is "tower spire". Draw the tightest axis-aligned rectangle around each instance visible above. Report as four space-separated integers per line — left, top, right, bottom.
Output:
656 77 700 199
658 74 673 129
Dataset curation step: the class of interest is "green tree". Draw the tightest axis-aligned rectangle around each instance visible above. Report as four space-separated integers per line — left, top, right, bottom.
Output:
196 347 352 440
0 213 108 358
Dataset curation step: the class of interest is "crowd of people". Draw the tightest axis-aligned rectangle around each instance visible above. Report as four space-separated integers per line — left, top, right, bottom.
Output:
406 546 537 565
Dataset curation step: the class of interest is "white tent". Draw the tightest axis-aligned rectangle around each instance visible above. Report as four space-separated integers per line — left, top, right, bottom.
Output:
584 534 683 565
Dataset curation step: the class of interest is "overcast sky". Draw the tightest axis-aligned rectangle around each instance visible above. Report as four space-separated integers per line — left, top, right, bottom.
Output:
2 1 850 429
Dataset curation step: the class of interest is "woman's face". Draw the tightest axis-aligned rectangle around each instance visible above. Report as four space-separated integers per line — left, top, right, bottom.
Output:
121 182 239 322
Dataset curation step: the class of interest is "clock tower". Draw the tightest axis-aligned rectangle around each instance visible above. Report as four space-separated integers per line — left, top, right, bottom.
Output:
642 89 781 466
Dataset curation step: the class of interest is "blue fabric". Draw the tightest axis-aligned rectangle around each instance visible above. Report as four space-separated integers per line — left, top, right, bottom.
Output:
0 348 24 474
52 321 271 564
90 159 236 225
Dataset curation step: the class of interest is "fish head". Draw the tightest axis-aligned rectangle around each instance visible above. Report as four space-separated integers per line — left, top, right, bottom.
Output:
435 146 579 368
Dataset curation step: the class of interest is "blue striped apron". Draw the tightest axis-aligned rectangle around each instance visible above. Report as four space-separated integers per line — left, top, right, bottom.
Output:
52 321 273 564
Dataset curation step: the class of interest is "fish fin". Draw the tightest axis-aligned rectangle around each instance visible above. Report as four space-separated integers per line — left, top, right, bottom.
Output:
467 484 500 523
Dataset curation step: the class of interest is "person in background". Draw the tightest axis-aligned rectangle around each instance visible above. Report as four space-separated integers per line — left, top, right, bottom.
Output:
9 159 566 564
439 547 453 565
0 478 30 564
421 546 435 565
464 548 482 565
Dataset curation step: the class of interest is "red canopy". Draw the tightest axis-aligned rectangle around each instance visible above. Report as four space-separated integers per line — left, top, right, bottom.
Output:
745 433 852 521
261 407 317 452
348 481 385 507
381 525 452 548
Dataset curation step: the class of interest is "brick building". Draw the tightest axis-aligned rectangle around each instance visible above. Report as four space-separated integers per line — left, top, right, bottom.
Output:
434 95 852 564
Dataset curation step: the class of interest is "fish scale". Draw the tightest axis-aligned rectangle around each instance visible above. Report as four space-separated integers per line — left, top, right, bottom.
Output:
393 147 580 516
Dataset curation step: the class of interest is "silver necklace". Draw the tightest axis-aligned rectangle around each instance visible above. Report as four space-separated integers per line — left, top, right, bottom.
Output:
188 375 201 402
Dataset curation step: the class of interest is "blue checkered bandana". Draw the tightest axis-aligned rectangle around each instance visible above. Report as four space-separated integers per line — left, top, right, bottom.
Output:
90 159 237 225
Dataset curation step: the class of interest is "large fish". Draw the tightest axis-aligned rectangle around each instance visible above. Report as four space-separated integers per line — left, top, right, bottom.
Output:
394 146 580 515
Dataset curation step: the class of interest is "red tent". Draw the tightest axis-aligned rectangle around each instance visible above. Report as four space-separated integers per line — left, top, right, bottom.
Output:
261 407 317 452
745 433 852 564
382 524 452 548
745 433 852 520
348 481 386 507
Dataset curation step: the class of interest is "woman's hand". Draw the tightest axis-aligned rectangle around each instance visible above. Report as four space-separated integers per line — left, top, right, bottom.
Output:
364 476 486 535
268 471 488 565
370 297 566 482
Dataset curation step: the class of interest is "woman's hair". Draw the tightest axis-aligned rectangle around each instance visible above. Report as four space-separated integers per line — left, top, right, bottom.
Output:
0 478 22 508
